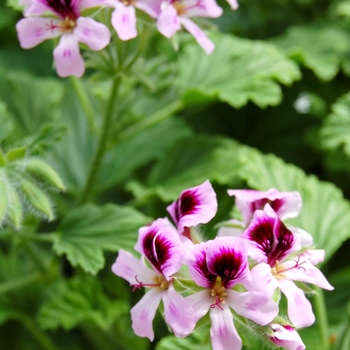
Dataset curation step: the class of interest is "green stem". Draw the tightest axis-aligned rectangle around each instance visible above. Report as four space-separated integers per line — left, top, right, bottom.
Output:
0 273 41 294
79 76 122 204
70 77 97 132
124 25 149 70
314 287 330 350
24 242 48 274
19 315 60 350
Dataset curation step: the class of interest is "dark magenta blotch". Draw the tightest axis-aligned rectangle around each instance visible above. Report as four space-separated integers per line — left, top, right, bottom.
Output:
174 189 199 223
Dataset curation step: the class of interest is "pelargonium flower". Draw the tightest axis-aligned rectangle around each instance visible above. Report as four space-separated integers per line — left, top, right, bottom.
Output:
227 188 302 225
157 0 223 54
267 324 306 350
167 180 218 240
16 0 111 77
242 205 333 327
184 236 278 350
112 218 196 340
88 0 161 40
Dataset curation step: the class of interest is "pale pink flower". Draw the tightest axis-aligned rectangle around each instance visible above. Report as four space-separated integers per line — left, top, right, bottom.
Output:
227 188 302 225
157 0 223 54
243 205 333 328
184 236 278 350
85 0 161 40
267 324 306 350
112 218 196 340
167 180 218 240
16 0 110 77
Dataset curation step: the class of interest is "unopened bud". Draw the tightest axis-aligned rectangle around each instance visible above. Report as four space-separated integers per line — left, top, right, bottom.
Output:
5 147 26 162
266 323 306 350
20 180 54 221
7 185 23 230
26 159 65 191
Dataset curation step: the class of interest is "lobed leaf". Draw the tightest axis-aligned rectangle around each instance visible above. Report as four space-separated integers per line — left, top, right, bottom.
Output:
54 203 151 275
177 33 301 108
38 276 128 331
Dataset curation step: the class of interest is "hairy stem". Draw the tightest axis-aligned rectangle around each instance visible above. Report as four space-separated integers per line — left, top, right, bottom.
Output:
79 75 121 204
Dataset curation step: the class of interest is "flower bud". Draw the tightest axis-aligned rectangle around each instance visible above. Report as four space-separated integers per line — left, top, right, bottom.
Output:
6 185 23 230
267 323 306 350
25 159 65 191
20 180 54 221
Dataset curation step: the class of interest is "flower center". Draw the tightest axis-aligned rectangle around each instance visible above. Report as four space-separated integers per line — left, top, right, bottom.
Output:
59 16 76 32
172 1 186 14
210 276 227 310
120 0 135 5
130 275 172 292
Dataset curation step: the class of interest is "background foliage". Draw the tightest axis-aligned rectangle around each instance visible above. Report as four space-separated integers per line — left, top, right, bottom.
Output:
1 0 350 349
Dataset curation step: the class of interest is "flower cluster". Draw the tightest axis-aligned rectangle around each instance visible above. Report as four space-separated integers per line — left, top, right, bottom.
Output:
112 180 333 350
16 0 238 77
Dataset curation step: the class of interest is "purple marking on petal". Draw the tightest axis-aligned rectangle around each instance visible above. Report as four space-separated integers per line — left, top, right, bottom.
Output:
250 198 284 214
208 248 245 287
193 245 217 286
174 189 199 223
42 0 80 19
247 215 294 266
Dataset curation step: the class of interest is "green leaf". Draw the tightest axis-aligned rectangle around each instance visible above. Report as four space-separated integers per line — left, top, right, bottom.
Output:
320 92 350 155
0 70 63 136
177 33 300 108
238 150 350 262
144 135 247 201
0 180 8 224
96 117 192 193
54 203 151 275
38 276 128 331
272 24 350 81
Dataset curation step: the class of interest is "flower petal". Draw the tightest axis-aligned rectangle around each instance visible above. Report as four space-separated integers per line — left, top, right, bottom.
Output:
24 0 53 16
282 258 334 290
186 289 213 320
184 0 223 18
157 4 181 38
180 18 215 55
185 240 215 288
279 279 315 327
131 288 164 341
53 34 85 77
16 18 61 49
226 290 278 325
163 285 196 337
301 249 325 265
135 218 184 279
136 0 162 17
111 250 155 285
206 236 251 288
228 188 302 224
210 305 242 350
226 0 239 10
244 262 278 297
167 180 217 234
111 3 137 41
74 17 110 50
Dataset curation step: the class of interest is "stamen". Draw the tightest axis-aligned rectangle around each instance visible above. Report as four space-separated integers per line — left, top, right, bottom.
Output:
210 296 225 310
130 275 172 292
273 257 307 277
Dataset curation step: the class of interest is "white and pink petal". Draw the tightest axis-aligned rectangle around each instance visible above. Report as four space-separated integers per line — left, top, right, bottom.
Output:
268 324 306 350
53 33 85 77
163 285 196 337
131 288 164 341
74 17 110 50
111 3 137 41
157 4 181 38
16 17 62 49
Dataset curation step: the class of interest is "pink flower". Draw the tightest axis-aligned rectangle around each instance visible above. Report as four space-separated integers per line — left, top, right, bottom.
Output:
16 0 111 77
267 324 306 350
157 0 223 54
243 205 333 327
87 0 161 40
167 180 218 240
184 236 278 350
227 188 302 225
112 218 196 340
